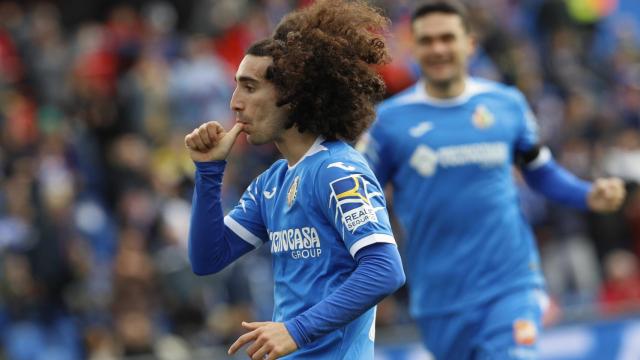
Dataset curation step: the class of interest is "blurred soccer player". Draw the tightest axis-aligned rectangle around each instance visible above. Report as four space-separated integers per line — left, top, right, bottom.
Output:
185 1 405 359
360 1 626 359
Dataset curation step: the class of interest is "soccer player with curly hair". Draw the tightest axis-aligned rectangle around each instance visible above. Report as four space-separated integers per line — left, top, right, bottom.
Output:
185 1 405 359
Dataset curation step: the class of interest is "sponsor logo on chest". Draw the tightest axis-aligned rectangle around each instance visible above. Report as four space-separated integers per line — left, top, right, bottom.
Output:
270 227 322 260
409 142 508 177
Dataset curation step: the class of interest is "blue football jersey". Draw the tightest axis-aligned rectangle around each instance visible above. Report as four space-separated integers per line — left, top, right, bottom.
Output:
361 78 545 317
225 138 395 359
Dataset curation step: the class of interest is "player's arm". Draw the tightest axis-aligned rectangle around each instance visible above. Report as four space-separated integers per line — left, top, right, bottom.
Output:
510 88 625 212
284 162 405 349
283 242 404 348
517 146 625 212
185 121 262 275
189 161 262 275
228 243 404 360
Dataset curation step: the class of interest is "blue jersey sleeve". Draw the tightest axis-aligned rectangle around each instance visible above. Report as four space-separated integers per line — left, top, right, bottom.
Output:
358 115 395 187
284 242 405 348
315 159 395 258
522 151 592 210
225 174 270 247
189 161 259 275
512 89 540 153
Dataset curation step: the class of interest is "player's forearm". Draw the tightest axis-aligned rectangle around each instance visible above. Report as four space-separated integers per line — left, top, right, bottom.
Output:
189 161 248 275
284 242 405 348
522 154 591 210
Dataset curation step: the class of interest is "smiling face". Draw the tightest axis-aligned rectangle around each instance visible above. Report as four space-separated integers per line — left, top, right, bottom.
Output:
230 55 290 145
412 12 474 92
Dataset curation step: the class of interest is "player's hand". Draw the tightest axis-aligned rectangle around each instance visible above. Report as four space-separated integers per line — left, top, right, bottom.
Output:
184 121 244 162
587 177 626 213
228 321 298 360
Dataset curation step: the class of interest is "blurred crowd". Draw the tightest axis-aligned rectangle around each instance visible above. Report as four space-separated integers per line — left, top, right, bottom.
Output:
0 0 638 359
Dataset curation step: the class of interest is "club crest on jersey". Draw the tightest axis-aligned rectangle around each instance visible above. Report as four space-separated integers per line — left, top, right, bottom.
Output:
330 174 378 232
472 105 495 129
513 319 537 346
287 176 300 207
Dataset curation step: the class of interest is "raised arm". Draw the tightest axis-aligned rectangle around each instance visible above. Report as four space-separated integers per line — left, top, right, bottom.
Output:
185 122 261 275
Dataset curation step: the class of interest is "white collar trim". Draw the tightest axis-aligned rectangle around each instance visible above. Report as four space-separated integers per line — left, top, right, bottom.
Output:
288 136 327 169
394 78 494 107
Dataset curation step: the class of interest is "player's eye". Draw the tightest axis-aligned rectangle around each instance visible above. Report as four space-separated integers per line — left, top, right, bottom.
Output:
441 34 455 43
417 37 432 46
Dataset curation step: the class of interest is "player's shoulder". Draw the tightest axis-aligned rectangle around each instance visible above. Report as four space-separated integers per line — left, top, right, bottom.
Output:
469 77 526 104
254 159 288 185
376 83 423 118
308 140 373 177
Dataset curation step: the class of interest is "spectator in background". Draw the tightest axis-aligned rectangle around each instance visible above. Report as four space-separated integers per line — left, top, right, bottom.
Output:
599 249 640 315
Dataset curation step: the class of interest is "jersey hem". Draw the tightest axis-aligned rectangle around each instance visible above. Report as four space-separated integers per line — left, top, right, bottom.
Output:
410 279 544 318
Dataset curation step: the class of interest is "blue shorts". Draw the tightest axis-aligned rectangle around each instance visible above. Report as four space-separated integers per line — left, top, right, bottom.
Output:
416 287 547 359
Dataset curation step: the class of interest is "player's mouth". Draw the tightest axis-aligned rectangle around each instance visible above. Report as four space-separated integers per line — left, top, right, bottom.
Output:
236 118 251 129
426 59 452 68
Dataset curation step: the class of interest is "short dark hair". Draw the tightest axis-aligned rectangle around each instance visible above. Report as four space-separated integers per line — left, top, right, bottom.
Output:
245 39 277 81
244 0 390 142
412 0 470 32
246 39 272 58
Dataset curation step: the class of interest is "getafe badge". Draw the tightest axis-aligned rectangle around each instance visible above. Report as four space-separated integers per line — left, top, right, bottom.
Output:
287 176 300 207
472 104 495 129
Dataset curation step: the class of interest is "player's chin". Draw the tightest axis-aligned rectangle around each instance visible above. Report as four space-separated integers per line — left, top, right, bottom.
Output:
425 68 455 82
246 134 267 146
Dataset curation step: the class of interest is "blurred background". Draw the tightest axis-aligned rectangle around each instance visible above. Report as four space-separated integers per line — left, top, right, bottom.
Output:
0 0 638 359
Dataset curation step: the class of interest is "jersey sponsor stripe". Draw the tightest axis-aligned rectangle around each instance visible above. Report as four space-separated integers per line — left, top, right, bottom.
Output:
349 233 396 257
224 215 263 248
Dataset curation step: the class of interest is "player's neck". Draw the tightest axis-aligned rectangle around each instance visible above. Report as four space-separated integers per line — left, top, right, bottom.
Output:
275 128 319 167
425 77 466 99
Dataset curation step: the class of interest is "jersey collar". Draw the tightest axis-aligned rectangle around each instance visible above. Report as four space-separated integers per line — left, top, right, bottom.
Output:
288 136 328 170
401 77 493 107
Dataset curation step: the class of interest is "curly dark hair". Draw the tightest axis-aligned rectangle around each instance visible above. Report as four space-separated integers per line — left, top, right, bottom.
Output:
246 0 390 142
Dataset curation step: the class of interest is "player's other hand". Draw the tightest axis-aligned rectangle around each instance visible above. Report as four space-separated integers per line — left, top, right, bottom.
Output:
184 121 244 162
228 321 298 360
587 177 626 213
